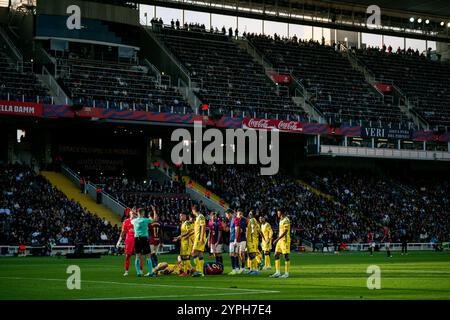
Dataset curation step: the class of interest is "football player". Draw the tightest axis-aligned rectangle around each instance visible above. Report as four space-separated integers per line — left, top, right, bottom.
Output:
259 215 273 270
270 209 291 278
191 204 207 277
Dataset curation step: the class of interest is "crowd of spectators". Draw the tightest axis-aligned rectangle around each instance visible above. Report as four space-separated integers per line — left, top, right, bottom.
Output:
0 163 120 246
93 176 185 195
186 164 449 246
156 23 308 121
245 33 409 127
355 44 450 128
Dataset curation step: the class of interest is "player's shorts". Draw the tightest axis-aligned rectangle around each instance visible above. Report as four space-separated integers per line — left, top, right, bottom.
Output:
261 241 272 252
124 237 135 255
134 236 150 255
246 241 258 254
180 241 193 256
369 242 375 248
275 240 290 254
150 244 159 254
385 242 391 249
238 241 246 254
210 244 223 254
193 240 205 252
229 241 238 254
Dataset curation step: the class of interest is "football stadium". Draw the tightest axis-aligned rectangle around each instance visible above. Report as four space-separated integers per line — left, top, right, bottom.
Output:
0 0 449 305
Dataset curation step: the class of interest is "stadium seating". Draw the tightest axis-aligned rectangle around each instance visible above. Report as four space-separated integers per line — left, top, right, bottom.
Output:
57 57 190 112
247 34 409 127
92 175 205 226
355 48 450 128
186 164 449 244
157 27 308 120
0 47 51 103
0 163 119 246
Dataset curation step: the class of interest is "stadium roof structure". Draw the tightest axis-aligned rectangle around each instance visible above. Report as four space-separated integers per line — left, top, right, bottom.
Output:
329 0 450 18
136 0 450 42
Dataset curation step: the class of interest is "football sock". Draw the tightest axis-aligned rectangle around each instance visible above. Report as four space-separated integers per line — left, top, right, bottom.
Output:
134 257 141 274
247 258 252 269
216 255 223 264
252 257 258 271
275 259 281 273
285 261 290 274
265 255 271 267
151 255 158 268
125 255 131 271
182 260 188 273
197 256 204 274
233 256 239 270
193 256 198 270
256 253 261 265
146 258 153 274
139 256 143 270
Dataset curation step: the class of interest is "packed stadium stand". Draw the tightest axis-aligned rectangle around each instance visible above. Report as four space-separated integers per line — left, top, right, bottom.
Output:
57 56 190 112
186 164 449 244
0 47 51 103
355 47 450 128
92 175 205 227
246 34 410 127
0 164 119 246
157 27 308 120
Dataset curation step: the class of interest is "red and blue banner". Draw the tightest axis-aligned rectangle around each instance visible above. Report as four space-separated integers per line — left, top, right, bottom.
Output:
1 100 450 142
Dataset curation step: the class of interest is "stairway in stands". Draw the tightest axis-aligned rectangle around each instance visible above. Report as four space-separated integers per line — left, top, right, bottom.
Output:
40 171 122 227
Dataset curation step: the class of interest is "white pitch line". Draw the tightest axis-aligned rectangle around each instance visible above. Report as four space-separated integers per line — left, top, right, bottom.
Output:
0 276 280 294
80 291 275 300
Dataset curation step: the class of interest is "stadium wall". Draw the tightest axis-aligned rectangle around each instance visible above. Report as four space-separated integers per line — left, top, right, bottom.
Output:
36 0 139 26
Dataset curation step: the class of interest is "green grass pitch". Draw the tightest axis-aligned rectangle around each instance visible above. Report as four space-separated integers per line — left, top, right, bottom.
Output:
0 251 449 300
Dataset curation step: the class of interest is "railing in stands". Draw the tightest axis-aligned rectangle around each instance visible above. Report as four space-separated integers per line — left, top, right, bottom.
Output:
61 166 127 218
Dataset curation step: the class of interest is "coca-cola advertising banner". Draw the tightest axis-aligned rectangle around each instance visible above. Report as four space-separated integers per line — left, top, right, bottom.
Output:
243 118 303 132
0 100 43 117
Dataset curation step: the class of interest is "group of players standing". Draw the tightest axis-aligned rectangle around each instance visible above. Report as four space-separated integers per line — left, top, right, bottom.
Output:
116 205 292 278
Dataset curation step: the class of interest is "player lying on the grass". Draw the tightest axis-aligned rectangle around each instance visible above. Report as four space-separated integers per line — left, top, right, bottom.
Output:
271 209 291 278
153 256 224 276
191 204 207 277
116 207 142 276
172 212 195 276
131 208 155 277
260 215 273 270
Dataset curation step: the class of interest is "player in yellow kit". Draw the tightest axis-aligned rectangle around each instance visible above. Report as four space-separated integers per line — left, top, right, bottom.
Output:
153 256 195 276
259 215 273 270
270 209 291 278
172 212 195 276
191 205 206 277
246 211 265 275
